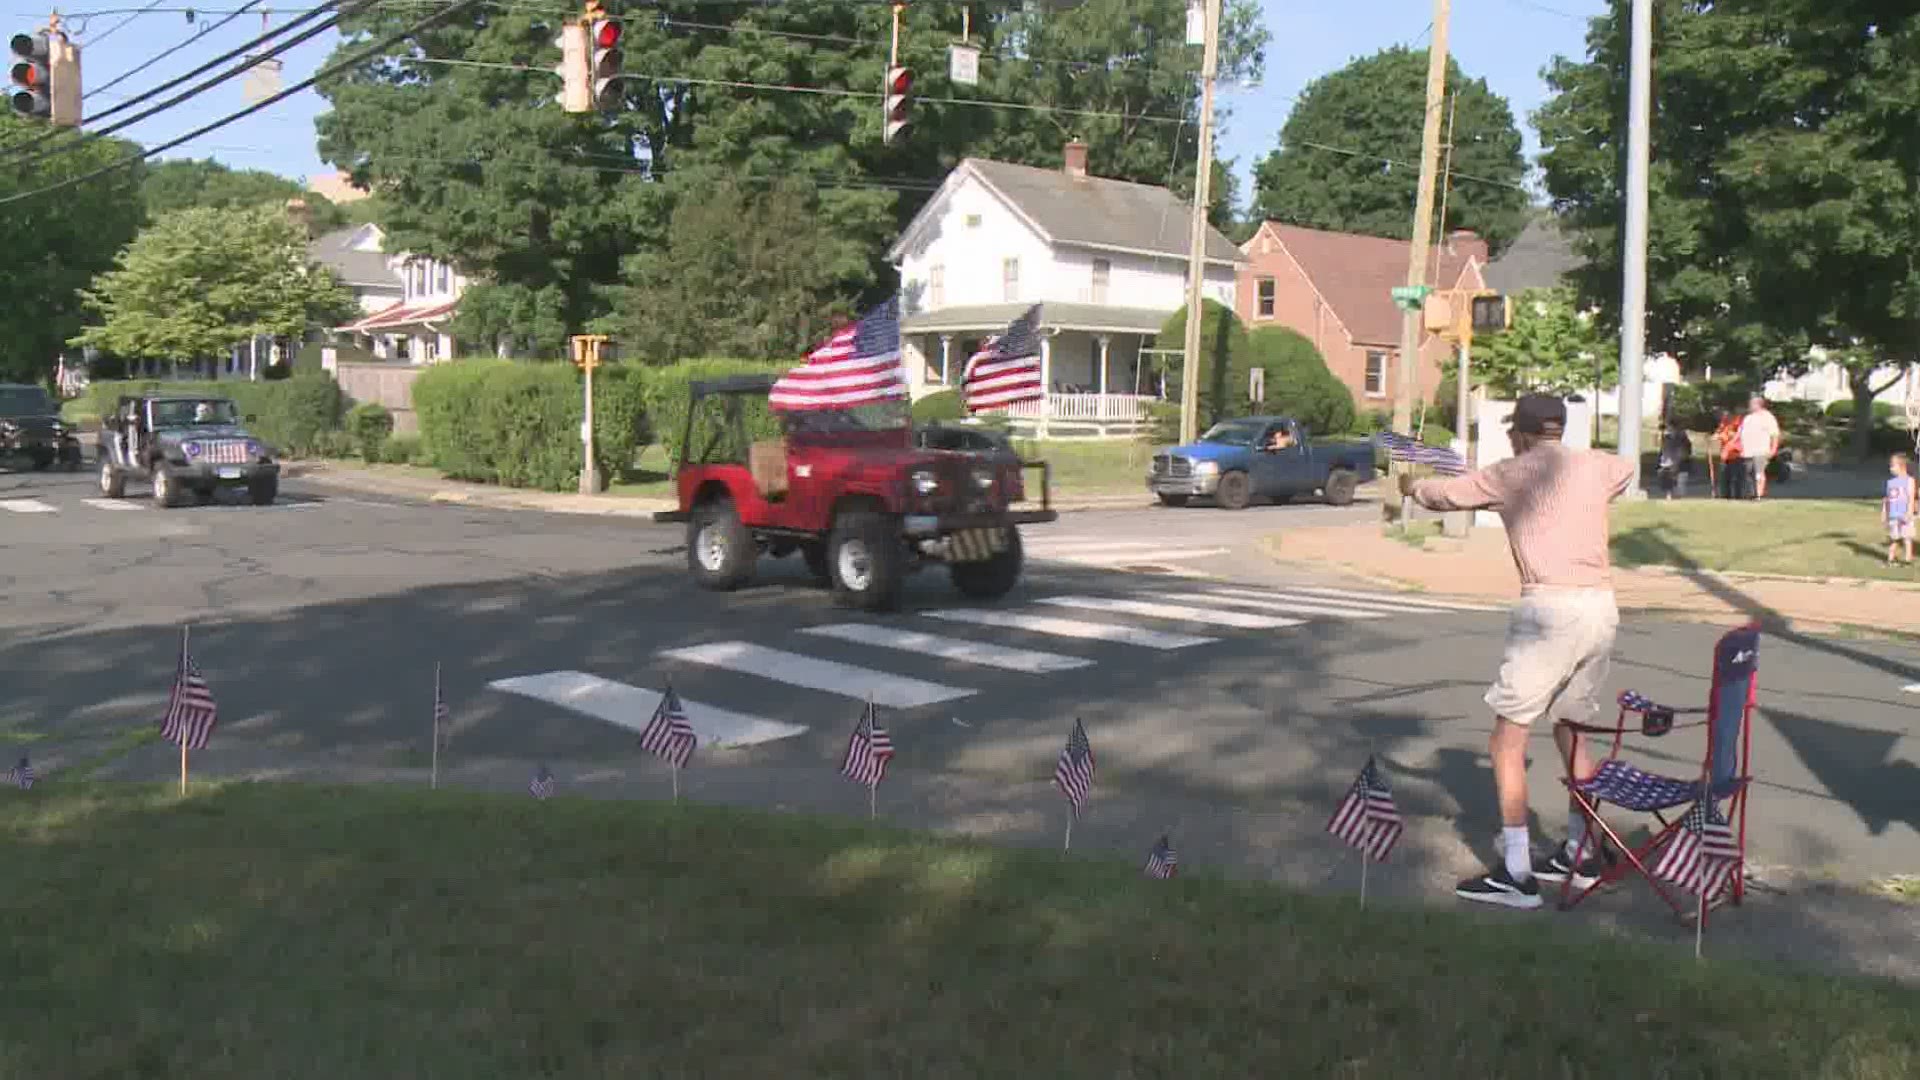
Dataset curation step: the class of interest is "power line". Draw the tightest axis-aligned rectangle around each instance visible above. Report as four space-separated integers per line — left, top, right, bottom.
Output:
1292 139 1529 192
79 0 171 47
0 0 481 207
87 0 269 100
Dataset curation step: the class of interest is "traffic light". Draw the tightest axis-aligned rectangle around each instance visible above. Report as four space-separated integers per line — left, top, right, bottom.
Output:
1470 293 1513 334
9 32 48 119
588 14 622 110
552 20 589 113
882 65 911 145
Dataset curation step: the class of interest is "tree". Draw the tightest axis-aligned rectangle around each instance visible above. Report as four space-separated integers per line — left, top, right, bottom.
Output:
598 177 873 362
1535 0 1920 459
1246 325 1355 434
0 116 149 384
73 205 355 364
1250 47 1528 254
142 159 347 231
1452 286 1618 399
1158 299 1253 429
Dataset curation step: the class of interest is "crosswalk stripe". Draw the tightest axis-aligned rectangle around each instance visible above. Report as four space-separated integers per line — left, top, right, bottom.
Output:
800 623 1093 674
658 641 974 707
80 498 140 511
922 608 1217 649
1036 594 1304 630
0 498 57 513
1023 539 1209 555
1246 585 1501 612
1160 590 1389 619
1027 547 1232 564
488 669 807 747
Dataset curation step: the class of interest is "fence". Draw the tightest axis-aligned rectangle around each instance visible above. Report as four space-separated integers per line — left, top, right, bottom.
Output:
334 362 425 436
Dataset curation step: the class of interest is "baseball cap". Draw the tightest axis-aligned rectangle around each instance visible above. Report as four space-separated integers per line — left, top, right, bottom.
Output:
1506 393 1567 434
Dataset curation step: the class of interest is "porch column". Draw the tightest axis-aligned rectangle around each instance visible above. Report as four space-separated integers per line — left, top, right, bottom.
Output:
939 334 952 385
1096 334 1111 397
1038 334 1053 438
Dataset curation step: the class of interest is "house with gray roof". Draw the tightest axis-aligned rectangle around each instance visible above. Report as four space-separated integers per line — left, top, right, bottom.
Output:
307 222 473 366
888 142 1243 435
1482 214 1582 294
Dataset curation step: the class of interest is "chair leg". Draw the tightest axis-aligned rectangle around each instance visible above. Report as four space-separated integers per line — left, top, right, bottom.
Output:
1733 788 1749 907
1561 788 1692 918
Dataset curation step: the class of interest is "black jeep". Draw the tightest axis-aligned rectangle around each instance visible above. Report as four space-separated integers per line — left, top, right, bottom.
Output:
96 394 280 507
0 383 84 471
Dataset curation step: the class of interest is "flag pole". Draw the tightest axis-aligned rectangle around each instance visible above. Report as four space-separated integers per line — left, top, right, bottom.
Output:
177 625 192 796
868 691 877 819
1694 892 1705 960
1359 737 1375 908
431 662 441 791
672 763 679 804
1063 812 1073 851
869 780 877 820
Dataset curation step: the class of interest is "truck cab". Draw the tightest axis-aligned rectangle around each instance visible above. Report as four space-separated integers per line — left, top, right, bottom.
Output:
1147 415 1374 510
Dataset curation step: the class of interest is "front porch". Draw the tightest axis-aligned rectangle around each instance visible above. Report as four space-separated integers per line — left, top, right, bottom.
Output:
902 301 1169 438
333 298 461 365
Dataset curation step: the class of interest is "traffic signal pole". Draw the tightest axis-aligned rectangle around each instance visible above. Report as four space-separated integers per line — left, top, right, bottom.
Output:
573 335 607 494
1391 0 1450 526
1616 0 1652 496
1176 0 1221 446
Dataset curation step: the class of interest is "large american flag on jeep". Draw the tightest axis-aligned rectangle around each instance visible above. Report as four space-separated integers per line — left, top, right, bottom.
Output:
770 300 906 411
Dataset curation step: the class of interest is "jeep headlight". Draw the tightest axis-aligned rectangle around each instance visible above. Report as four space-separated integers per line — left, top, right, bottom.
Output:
970 466 994 491
246 440 268 461
1193 459 1220 475
911 469 939 496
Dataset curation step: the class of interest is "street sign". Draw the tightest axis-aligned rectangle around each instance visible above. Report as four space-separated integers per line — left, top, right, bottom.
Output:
948 42 979 86
1390 285 1430 312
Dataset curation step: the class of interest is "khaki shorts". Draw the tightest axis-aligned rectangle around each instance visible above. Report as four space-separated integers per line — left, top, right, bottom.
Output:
1485 587 1620 727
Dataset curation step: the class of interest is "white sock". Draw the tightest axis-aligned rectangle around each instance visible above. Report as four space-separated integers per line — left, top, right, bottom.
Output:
1502 825 1532 881
1566 817 1588 859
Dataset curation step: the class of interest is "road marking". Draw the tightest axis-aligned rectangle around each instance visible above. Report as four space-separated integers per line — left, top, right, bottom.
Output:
488 670 807 747
1026 545 1232 565
801 623 1093 674
1159 590 1390 619
922 608 1217 649
1036 594 1304 630
80 498 140 511
657 641 975 707
1254 585 1502 612
0 498 57 513
1903 684 1920 694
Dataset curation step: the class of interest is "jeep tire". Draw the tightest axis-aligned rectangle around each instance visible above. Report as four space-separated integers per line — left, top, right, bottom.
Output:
800 541 831 584
249 476 278 506
949 526 1023 601
98 458 125 498
1323 468 1358 507
151 467 182 508
688 497 756 591
828 510 906 612
1215 469 1252 510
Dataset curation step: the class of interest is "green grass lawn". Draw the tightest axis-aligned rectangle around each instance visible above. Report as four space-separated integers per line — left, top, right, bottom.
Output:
4 783 1915 1078
1610 498 1917 581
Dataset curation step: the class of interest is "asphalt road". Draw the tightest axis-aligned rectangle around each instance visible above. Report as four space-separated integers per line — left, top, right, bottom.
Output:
4 464 1917 924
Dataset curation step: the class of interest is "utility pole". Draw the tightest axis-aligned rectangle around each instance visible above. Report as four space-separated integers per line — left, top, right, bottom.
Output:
1387 0 1450 527
1177 0 1222 445
573 334 607 494
1616 0 1652 495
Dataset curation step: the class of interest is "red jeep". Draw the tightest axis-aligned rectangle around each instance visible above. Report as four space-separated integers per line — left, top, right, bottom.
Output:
652 374 1058 611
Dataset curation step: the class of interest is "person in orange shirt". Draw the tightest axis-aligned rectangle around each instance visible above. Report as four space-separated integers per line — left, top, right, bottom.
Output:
1711 409 1743 498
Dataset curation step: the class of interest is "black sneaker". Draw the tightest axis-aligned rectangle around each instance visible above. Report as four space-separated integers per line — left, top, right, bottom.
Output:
1531 844 1615 890
1455 865 1543 909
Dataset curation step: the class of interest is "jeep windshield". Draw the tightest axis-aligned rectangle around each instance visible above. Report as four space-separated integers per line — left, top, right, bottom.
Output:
0 386 56 417
1197 419 1265 445
780 400 911 436
151 399 240 427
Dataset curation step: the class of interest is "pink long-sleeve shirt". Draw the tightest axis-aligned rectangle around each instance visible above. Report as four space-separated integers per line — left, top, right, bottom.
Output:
1411 443 1637 590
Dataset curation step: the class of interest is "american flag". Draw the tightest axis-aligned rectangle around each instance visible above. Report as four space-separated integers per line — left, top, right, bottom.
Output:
638 687 698 769
840 701 894 787
1143 834 1177 879
1376 430 1467 475
9 755 33 790
1053 717 1096 817
961 304 1044 412
1326 756 1405 862
159 637 219 751
1652 798 1741 899
530 765 555 800
769 300 906 411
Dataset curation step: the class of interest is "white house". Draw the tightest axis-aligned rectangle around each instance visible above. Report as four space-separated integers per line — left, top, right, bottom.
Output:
309 221 473 366
1761 349 1919 417
888 142 1243 435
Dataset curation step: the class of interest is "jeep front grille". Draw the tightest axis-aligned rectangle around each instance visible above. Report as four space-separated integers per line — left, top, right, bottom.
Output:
198 440 250 465
1152 454 1192 478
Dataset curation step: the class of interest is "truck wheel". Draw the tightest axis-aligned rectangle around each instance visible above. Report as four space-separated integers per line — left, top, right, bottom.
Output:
248 476 278 506
98 459 124 498
151 468 182 509
1215 470 1251 510
950 526 1023 601
800 542 831 584
828 511 906 612
1157 493 1189 507
688 497 756 591
1324 469 1358 507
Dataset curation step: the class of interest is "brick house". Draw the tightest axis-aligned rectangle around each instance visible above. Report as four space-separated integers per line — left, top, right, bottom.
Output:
1235 222 1487 411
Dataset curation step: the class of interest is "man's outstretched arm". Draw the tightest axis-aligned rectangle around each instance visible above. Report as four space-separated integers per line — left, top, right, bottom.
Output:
1400 465 1508 512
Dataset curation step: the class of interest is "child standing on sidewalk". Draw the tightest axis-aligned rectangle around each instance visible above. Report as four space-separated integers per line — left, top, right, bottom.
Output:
1885 453 1915 564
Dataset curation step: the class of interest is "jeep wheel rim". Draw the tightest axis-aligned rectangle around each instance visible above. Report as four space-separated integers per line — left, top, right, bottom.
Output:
98 461 112 493
154 472 168 500
695 523 728 571
836 539 873 592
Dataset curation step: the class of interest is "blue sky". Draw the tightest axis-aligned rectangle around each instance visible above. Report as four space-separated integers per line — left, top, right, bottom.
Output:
3 0 1607 198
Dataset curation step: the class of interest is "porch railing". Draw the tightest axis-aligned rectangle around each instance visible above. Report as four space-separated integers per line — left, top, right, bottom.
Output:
1004 393 1152 422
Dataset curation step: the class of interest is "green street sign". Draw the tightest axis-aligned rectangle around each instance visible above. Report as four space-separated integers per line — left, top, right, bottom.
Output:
1390 285 1431 312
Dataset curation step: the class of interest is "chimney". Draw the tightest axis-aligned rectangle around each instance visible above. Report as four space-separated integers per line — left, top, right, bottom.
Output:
1063 140 1089 180
1447 228 1482 257
284 196 312 237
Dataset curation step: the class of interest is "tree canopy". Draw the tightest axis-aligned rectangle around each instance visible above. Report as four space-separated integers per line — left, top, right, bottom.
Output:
74 204 355 363
0 117 149 384
1451 286 1616 399
1250 47 1528 254
142 159 350 230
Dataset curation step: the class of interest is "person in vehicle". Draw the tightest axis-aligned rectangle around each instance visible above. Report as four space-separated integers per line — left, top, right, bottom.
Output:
1266 426 1296 451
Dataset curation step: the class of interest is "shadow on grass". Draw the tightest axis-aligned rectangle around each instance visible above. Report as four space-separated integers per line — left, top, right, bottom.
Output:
2 783 1916 1079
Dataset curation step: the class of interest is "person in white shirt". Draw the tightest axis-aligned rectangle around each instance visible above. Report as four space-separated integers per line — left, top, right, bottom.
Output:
1738 395 1781 499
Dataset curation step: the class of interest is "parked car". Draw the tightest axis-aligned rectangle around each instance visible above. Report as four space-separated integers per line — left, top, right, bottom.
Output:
96 394 281 507
1147 415 1376 509
0 382 84 471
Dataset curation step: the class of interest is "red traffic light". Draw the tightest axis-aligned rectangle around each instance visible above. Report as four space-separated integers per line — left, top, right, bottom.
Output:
886 66 911 95
10 62 40 87
593 19 621 49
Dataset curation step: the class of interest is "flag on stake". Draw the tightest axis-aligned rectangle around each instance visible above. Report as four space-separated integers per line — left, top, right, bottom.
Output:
1326 755 1404 863
1054 717 1095 850
639 685 697 802
841 698 894 818
530 765 555 800
9 755 33 790
1143 834 1177 879
431 663 450 790
1653 797 1741 901
160 626 218 795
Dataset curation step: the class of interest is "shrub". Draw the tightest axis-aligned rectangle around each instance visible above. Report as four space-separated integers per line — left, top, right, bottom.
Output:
1824 399 1900 424
912 389 964 423
311 429 355 458
382 434 424 465
640 358 788 466
1246 325 1355 436
412 360 585 491
592 365 650 480
346 402 394 461
71 373 344 456
1157 300 1254 429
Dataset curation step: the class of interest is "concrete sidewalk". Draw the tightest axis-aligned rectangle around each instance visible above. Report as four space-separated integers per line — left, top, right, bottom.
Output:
1265 519 1920 636
293 460 1159 516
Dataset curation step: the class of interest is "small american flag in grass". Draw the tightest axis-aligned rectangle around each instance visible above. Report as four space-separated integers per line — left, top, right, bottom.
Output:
1143 834 1177 879
530 765 555 800
9 755 32 790
1653 798 1741 900
1376 431 1467 475
1054 717 1095 818
841 701 894 787
638 687 697 769
160 639 218 750
1326 756 1404 862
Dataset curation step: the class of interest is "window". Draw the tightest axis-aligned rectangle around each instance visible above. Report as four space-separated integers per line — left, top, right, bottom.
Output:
1364 350 1388 397
1257 277 1275 318
965 213 982 228
1091 258 1110 304
1002 257 1019 302
929 264 945 308
435 263 449 294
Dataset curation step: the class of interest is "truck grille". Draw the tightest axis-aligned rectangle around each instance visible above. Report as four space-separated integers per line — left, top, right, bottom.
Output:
1152 454 1192 478
197 440 251 465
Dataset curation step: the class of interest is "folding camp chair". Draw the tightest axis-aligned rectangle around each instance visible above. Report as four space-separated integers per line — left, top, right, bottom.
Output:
1552 622 1760 923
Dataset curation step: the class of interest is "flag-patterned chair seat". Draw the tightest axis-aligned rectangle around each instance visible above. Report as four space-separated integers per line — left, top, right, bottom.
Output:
1573 758 1746 813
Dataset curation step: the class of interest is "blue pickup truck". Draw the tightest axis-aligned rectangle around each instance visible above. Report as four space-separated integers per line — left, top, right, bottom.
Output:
1146 415 1377 510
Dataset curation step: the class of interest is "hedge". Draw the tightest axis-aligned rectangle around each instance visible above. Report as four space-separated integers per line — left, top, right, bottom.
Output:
641 358 788 467
65 373 344 456
412 360 593 491
1246 325 1355 436
912 389 964 423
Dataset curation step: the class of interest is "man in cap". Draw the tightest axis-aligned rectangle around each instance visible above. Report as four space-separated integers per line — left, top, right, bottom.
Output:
1398 393 1638 908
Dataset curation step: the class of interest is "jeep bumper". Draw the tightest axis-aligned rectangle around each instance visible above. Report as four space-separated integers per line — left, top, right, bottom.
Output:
1147 472 1221 497
161 460 280 485
901 510 1057 534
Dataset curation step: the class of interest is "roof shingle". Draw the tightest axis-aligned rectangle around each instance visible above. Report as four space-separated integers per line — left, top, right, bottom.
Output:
307 225 399 289
963 158 1242 265
1254 223 1485 346
1482 215 1582 294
